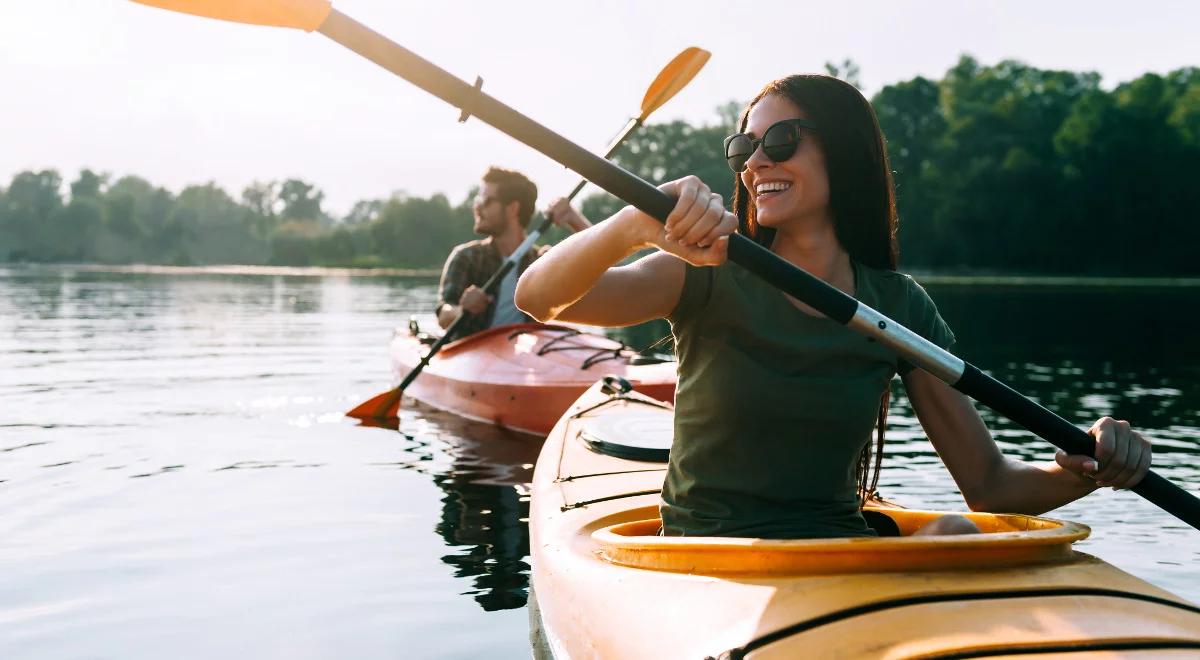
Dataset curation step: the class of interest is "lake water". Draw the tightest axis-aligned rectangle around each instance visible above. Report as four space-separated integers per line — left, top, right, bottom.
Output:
2 264 1198 659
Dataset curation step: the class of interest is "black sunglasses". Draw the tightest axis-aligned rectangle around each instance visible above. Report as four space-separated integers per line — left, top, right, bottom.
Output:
723 118 818 173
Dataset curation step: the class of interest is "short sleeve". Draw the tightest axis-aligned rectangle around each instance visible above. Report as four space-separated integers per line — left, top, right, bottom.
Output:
897 276 956 375
667 263 715 326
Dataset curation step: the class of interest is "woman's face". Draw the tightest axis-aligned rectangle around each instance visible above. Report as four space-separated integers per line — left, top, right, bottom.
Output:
738 94 831 231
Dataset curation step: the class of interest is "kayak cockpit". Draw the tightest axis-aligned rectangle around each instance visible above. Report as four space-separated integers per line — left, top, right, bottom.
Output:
592 505 1090 575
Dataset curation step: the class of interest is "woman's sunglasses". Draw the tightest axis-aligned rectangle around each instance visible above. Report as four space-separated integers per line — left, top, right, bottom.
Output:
723 118 818 173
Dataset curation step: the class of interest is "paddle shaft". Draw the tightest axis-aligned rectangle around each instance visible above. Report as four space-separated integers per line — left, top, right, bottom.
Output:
390 57 651 402
317 9 1200 529
564 116 642 200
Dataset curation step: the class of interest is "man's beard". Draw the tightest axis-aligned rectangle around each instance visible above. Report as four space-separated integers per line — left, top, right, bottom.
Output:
473 216 499 237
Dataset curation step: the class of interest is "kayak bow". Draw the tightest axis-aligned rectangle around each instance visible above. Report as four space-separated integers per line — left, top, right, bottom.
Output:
391 323 675 436
529 382 1200 659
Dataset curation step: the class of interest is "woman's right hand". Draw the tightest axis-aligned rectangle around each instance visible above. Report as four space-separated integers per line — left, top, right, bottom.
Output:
623 175 737 267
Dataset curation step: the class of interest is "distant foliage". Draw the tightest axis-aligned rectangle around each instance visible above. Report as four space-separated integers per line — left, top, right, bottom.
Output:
0 170 476 268
874 57 1200 275
2 56 1198 274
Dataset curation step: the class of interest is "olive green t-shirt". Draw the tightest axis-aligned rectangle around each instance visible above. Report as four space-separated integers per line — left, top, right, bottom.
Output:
663 259 955 539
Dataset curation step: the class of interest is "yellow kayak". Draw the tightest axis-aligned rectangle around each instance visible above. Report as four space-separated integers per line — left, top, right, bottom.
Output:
528 380 1200 659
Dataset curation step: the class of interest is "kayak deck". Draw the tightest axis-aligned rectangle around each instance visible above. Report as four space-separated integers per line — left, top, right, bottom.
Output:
529 382 1200 659
391 322 676 436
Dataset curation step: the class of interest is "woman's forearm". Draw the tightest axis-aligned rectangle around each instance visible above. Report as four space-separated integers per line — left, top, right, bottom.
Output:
972 458 1099 515
515 207 650 321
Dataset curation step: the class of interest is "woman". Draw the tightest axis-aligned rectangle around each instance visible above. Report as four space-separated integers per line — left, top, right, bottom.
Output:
516 74 1151 538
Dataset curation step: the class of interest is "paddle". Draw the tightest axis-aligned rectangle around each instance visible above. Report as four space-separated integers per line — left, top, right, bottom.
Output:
130 0 1200 531
343 46 710 420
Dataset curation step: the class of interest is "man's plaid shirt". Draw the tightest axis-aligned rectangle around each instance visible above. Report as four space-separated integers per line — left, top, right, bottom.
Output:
437 237 549 341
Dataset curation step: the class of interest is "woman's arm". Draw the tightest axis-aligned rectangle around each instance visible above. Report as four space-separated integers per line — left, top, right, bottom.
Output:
516 176 736 326
902 368 1151 514
520 213 684 327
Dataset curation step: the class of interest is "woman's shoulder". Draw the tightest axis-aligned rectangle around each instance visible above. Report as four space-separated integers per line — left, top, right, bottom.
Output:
855 261 930 303
856 262 955 351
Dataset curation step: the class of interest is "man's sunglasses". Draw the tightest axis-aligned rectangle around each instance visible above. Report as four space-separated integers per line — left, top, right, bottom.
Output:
723 118 818 173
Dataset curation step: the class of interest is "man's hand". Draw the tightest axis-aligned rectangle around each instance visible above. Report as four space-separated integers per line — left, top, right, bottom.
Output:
459 285 493 315
546 198 592 233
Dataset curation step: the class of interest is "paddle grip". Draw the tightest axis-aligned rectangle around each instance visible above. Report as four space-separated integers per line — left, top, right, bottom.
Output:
956 364 1200 531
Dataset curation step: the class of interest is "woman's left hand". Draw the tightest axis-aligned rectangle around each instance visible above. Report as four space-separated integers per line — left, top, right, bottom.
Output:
1054 417 1152 489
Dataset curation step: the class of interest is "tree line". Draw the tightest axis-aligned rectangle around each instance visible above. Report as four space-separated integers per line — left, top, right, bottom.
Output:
0 171 476 269
3 56 1198 275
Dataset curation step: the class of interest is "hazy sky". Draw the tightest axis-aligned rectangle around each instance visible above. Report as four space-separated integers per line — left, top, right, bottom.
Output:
2 0 1197 216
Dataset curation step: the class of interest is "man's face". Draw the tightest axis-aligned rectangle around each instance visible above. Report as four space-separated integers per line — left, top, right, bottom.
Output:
472 182 506 236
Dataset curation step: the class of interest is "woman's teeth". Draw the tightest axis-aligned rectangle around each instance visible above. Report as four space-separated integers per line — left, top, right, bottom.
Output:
755 181 790 196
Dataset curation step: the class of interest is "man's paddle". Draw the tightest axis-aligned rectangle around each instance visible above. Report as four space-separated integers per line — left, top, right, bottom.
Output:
130 0 1200 531
344 46 710 421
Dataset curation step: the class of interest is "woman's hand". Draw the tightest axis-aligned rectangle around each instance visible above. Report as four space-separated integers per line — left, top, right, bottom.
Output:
624 175 737 267
1054 417 1152 489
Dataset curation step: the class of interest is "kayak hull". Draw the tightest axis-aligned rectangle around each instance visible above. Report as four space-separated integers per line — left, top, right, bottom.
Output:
391 323 676 436
529 382 1200 659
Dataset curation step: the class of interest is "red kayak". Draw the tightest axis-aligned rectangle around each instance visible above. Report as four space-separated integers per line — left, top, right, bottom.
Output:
390 322 676 436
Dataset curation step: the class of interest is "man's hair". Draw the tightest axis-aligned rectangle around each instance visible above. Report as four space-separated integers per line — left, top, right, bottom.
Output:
482 166 538 228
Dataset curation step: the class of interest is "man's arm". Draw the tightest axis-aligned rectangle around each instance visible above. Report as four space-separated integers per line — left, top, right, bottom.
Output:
546 198 592 233
437 246 469 330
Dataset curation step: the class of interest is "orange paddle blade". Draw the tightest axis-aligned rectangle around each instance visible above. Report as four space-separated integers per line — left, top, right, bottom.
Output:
129 0 333 32
345 388 402 420
638 47 710 120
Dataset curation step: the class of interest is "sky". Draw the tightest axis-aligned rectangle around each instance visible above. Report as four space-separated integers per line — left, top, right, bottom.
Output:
2 0 1198 217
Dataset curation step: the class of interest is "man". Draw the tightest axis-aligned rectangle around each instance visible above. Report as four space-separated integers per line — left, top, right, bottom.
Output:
436 166 589 341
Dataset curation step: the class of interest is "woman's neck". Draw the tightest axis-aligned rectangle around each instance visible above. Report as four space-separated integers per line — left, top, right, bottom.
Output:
769 220 853 292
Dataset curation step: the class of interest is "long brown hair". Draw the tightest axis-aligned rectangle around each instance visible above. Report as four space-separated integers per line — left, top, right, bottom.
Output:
730 75 899 504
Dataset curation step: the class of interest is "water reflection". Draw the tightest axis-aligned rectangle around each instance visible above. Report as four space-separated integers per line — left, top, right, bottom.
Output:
360 406 541 612
368 282 1200 616
10 263 1193 643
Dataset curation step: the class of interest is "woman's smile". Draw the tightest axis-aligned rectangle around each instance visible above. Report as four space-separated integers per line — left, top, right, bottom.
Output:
739 94 829 230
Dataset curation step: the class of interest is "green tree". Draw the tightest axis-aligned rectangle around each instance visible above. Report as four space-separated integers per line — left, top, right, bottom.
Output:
70 169 107 200
241 180 279 219
895 57 1100 272
101 175 175 263
2 169 64 260
269 219 322 266
1053 71 1200 274
279 178 325 223
47 197 104 261
368 193 474 268
169 183 266 265
344 199 384 225
872 76 949 266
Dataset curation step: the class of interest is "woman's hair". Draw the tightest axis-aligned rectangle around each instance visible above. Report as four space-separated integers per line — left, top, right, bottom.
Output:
730 74 898 270
730 75 899 504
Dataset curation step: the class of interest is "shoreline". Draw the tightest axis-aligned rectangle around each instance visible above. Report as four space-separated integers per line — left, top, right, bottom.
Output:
4 263 1200 288
2 263 441 278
